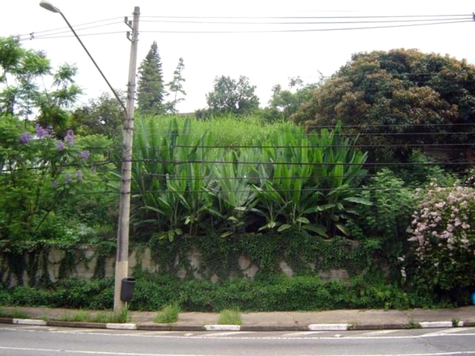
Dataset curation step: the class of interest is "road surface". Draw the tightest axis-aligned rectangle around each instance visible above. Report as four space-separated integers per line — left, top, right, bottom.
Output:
1 325 475 355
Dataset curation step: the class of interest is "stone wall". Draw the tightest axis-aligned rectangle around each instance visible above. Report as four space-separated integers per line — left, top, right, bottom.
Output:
1 245 352 287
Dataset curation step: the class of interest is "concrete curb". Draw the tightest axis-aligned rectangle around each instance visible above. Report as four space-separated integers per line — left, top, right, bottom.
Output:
0 317 474 332
241 325 308 332
205 325 240 331
309 324 349 331
420 321 453 328
13 318 46 326
106 323 137 330
47 320 106 329
348 323 409 330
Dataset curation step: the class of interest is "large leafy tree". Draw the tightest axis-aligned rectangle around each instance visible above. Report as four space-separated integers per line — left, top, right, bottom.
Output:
205 75 259 116
292 49 475 162
137 41 165 115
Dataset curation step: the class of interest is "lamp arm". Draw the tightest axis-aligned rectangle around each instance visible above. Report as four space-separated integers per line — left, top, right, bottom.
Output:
59 12 127 113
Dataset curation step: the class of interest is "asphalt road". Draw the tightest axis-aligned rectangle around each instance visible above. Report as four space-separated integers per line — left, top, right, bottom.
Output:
1 325 475 356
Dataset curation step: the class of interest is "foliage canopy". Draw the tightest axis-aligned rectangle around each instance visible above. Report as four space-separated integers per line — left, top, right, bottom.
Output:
292 49 475 162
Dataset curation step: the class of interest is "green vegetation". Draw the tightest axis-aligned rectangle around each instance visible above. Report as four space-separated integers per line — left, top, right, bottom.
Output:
154 302 181 324
132 116 367 241
292 49 475 163
1 38 474 311
0 308 31 319
198 75 259 117
61 309 129 323
0 274 450 311
218 309 242 325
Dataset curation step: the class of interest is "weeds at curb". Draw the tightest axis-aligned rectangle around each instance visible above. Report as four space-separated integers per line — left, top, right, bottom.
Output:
218 309 242 325
154 302 180 324
59 309 130 323
405 317 421 329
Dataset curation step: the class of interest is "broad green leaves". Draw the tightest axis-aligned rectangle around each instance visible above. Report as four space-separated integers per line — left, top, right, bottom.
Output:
132 117 368 241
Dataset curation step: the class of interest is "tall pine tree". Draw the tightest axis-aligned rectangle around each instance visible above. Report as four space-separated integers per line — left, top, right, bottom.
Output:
137 41 164 115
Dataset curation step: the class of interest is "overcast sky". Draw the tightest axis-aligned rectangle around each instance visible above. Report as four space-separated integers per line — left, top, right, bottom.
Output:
2 0 474 113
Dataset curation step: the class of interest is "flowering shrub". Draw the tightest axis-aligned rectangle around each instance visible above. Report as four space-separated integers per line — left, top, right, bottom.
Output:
407 182 475 296
1 117 115 247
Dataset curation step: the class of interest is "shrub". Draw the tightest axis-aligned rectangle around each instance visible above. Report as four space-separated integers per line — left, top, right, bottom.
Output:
407 182 475 301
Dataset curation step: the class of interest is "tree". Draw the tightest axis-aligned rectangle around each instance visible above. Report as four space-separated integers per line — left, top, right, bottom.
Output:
71 91 125 140
205 75 259 116
0 37 81 135
292 49 475 162
165 57 186 114
137 41 165 115
262 76 319 121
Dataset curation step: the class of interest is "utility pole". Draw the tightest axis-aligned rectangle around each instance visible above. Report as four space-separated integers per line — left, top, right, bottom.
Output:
114 6 140 312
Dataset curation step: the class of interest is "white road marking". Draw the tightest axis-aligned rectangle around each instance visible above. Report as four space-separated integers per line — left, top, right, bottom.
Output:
0 346 61 353
282 331 323 337
363 330 400 336
421 328 471 337
200 331 251 337
2 345 475 356
1 325 475 342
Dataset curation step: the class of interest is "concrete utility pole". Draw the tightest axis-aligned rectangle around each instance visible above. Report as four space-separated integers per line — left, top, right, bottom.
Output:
114 6 140 312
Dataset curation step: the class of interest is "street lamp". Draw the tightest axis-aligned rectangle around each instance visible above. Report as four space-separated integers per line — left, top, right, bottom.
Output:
39 0 126 112
39 1 140 312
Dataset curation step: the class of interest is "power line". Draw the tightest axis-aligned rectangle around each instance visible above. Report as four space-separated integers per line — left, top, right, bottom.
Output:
137 143 475 151
141 17 471 25
140 20 472 34
128 159 475 167
16 17 124 38
24 19 471 41
142 14 471 19
21 31 126 41
22 21 125 41
132 184 473 195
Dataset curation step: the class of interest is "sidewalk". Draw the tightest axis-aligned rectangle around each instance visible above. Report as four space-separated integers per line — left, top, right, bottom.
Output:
1 306 475 331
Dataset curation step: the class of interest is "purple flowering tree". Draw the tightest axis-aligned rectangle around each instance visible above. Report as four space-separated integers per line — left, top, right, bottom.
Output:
0 118 115 247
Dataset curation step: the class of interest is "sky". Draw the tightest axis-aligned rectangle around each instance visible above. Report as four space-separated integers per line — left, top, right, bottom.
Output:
1 0 474 113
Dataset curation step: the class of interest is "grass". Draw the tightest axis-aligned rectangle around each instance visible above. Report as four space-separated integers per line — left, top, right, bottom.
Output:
405 317 421 329
0 308 31 319
217 309 242 325
154 302 181 324
60 309 130 323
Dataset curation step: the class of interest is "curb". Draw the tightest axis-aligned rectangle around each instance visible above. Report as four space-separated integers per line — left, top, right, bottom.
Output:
205 325 240 331
0 318 474 332
47 320 107 329
348 323 409 330
309 324 349 331
13 318 46 326
419 321 453 328
106 323 137 330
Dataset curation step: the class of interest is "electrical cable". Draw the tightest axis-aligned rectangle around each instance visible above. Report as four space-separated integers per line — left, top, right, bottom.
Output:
20 31 126 41
17 17 124 38
140 20 472 34
142 14 471 19
22 21 125 41
19 18 472 41
127 159 475 167
140 17 471 25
